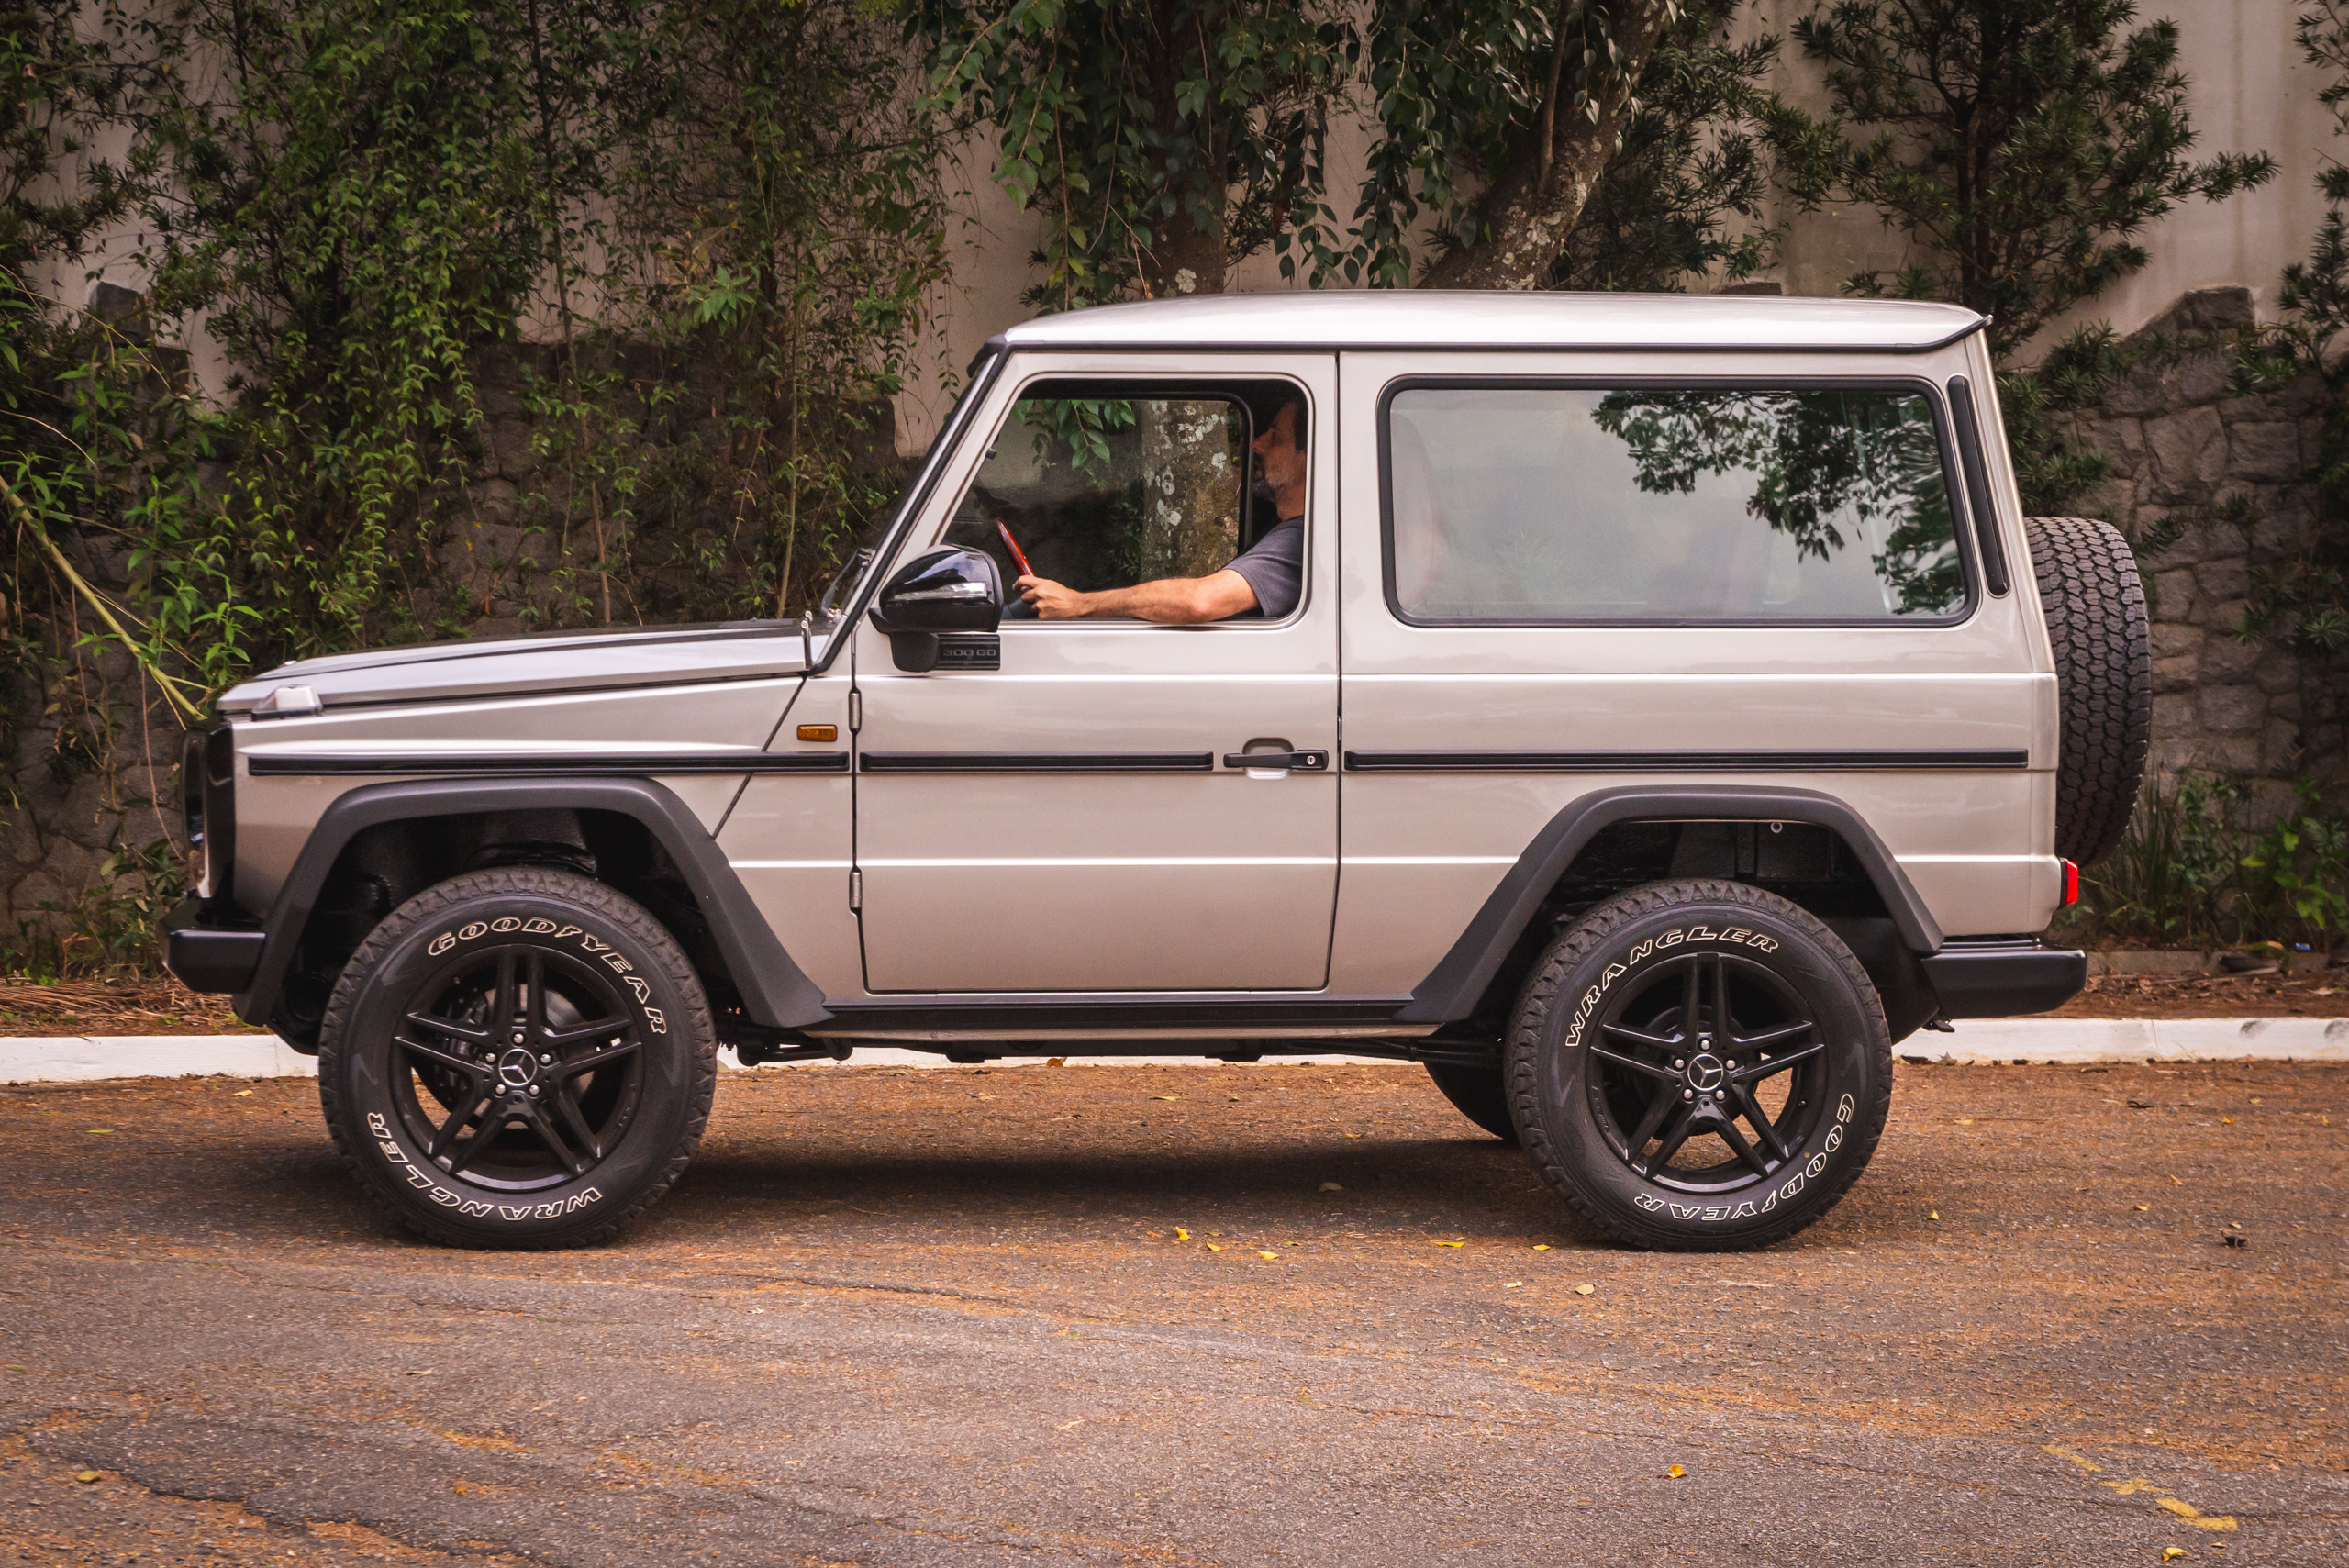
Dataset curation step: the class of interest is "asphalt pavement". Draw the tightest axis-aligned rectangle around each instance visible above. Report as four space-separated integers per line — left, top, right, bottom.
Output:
3 1060 2344 1566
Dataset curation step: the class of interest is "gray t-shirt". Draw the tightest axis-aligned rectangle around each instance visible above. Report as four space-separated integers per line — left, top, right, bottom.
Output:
1223 515 1305 618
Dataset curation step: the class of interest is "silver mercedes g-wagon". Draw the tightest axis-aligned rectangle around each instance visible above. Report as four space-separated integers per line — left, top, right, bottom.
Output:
164 293 2150 1251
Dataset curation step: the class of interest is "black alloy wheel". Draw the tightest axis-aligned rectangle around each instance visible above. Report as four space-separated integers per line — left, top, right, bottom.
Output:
317 866 716 1249
1584 946 1827 1193
1508 878 1891 1251
394 944 646 1191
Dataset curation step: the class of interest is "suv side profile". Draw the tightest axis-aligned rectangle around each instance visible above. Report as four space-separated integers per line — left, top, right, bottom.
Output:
164 293 2150 1251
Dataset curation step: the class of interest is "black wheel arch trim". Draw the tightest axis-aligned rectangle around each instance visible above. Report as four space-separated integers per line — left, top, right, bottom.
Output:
230 777 829 1031
1397 785 1944 1025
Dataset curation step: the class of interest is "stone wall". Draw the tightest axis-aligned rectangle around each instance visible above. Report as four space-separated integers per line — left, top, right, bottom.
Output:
2068 288 2345 819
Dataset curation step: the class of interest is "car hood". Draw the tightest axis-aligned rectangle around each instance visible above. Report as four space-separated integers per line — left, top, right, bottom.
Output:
218 621 827 716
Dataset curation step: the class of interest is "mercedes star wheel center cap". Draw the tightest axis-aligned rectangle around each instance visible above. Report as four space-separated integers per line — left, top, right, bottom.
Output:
1684 1053 1727 1094
497 1047 540 1088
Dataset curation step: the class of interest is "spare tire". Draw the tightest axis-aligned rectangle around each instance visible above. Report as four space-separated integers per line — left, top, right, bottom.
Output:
2025 517 2151 866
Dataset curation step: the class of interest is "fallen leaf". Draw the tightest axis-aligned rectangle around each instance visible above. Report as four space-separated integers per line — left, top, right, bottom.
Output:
1205 1244 1221 1252
1152 1095 1180 1101
1343 1131 1362 1139
1503 1281 1523 1290
1174 1228 1190 1241
1574 1284 1596 1296
1955 1117 1973 1125
233 1089 254 1097
1665 1463 1686 1479
1256 1251 1278 1261
2221 1117 2235 1125
1318 1182 1342 1192
1531 1244 1551 1251
2133 1204 2150 1212
1928 1210 1940 1220
74 1472 99 1484
2164 1550 2188 1562
83 1129 113 1135
1435 1240 1464 1248
1045 1056 1065 1067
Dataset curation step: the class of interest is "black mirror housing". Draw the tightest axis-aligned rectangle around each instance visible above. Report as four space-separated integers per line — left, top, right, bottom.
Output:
871 547 1002 672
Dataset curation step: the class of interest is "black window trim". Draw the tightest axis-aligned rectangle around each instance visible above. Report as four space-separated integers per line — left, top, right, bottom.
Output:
1376 373 1987 630
930 367 1321 632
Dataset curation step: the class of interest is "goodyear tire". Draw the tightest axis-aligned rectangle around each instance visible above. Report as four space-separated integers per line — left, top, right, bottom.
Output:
1506 880 1891 1251
317 867 716 1249
1424 1062 1519 1142
2026 516 2152 866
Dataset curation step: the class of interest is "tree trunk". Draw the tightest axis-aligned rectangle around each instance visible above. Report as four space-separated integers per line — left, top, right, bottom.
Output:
1419 0 1676 291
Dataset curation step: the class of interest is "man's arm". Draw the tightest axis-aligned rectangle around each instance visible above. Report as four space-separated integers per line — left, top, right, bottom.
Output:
1018 569 1258 624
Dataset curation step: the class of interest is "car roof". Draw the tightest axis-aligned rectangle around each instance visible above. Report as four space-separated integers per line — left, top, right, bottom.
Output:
995 291 1985 355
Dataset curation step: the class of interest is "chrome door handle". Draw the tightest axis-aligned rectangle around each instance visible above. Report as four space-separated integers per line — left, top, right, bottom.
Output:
1221 750 1329 772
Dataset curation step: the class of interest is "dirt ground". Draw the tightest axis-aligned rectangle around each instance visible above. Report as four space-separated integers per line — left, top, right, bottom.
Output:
2 1061 2343 1565
0 979 261 1037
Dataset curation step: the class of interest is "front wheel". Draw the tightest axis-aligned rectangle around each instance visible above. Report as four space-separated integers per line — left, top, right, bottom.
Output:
317 867 717 1249
1506 880 1891 1251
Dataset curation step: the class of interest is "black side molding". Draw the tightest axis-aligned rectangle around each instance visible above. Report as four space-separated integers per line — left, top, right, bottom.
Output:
1946 375 2010 596
161 898 267 993
1344 749 2025 773
231 777 829 1031
860 751 1214 773
1398 785 1944 1025
1920 938 2086 1018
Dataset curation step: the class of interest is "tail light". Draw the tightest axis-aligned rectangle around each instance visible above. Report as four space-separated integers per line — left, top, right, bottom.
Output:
2061 858 2079 908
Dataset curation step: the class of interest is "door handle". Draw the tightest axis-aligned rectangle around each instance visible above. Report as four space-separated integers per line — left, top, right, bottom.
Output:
1221 750 1329 772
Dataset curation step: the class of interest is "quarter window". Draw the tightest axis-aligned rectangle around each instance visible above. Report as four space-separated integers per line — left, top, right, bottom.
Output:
1386 384 1968 623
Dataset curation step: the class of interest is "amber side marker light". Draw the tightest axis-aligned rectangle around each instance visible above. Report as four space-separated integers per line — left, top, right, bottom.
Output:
2061 858 2080 907
798 724 838 742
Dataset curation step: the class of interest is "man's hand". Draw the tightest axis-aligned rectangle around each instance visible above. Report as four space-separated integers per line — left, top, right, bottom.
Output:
1017 575 1091 618
1017 570 1257 624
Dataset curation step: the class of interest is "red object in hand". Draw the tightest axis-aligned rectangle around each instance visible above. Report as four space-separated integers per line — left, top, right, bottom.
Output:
996 519 1035 580
2061 858 2079 907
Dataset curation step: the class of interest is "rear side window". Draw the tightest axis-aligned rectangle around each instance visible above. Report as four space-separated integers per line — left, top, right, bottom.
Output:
1385 384 1968 624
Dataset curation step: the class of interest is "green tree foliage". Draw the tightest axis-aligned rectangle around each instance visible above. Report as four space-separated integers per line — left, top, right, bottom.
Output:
0 0 951 973
1342 0 1797 292
2232 0 2349 661
1776 2 2271 518
1787 0 2275 361
1544 2 1787 290
910 0 1771 300
907 0 1353 306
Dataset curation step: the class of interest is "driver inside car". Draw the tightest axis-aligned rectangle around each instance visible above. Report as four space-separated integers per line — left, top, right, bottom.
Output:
1012 392 1308 622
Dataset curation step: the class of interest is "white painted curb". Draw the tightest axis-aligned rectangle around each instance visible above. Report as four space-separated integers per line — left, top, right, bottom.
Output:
1913 1015 2348 1064
4 1018 2344 1084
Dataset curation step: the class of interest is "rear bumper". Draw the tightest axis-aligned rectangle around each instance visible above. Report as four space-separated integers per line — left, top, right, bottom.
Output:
1920 938 2086 1018
161 895 266 994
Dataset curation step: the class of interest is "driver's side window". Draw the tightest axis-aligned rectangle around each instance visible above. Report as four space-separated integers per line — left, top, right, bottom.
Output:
942 388 1252 614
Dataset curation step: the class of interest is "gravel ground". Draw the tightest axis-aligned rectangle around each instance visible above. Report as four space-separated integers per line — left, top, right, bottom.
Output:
2 1061 2344 1566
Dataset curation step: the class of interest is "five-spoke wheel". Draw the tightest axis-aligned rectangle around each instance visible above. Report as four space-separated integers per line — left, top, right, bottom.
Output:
1507 879 1891 1251
317 867 716 1249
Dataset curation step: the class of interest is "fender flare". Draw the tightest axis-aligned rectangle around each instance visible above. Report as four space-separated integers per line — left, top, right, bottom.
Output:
1397 785 1944 1025
233 777 830 1030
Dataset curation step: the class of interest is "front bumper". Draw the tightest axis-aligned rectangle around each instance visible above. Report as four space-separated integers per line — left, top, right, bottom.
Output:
1920 938 2087 1018
161 895 266 994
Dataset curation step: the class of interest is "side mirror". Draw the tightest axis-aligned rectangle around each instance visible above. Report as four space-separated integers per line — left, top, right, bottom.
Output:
870 546 1001 672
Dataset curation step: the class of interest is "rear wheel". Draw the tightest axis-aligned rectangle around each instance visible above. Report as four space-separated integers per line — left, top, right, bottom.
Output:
1424 1062 1519 1142
317 867 716 1249
1507 880 1891 1251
